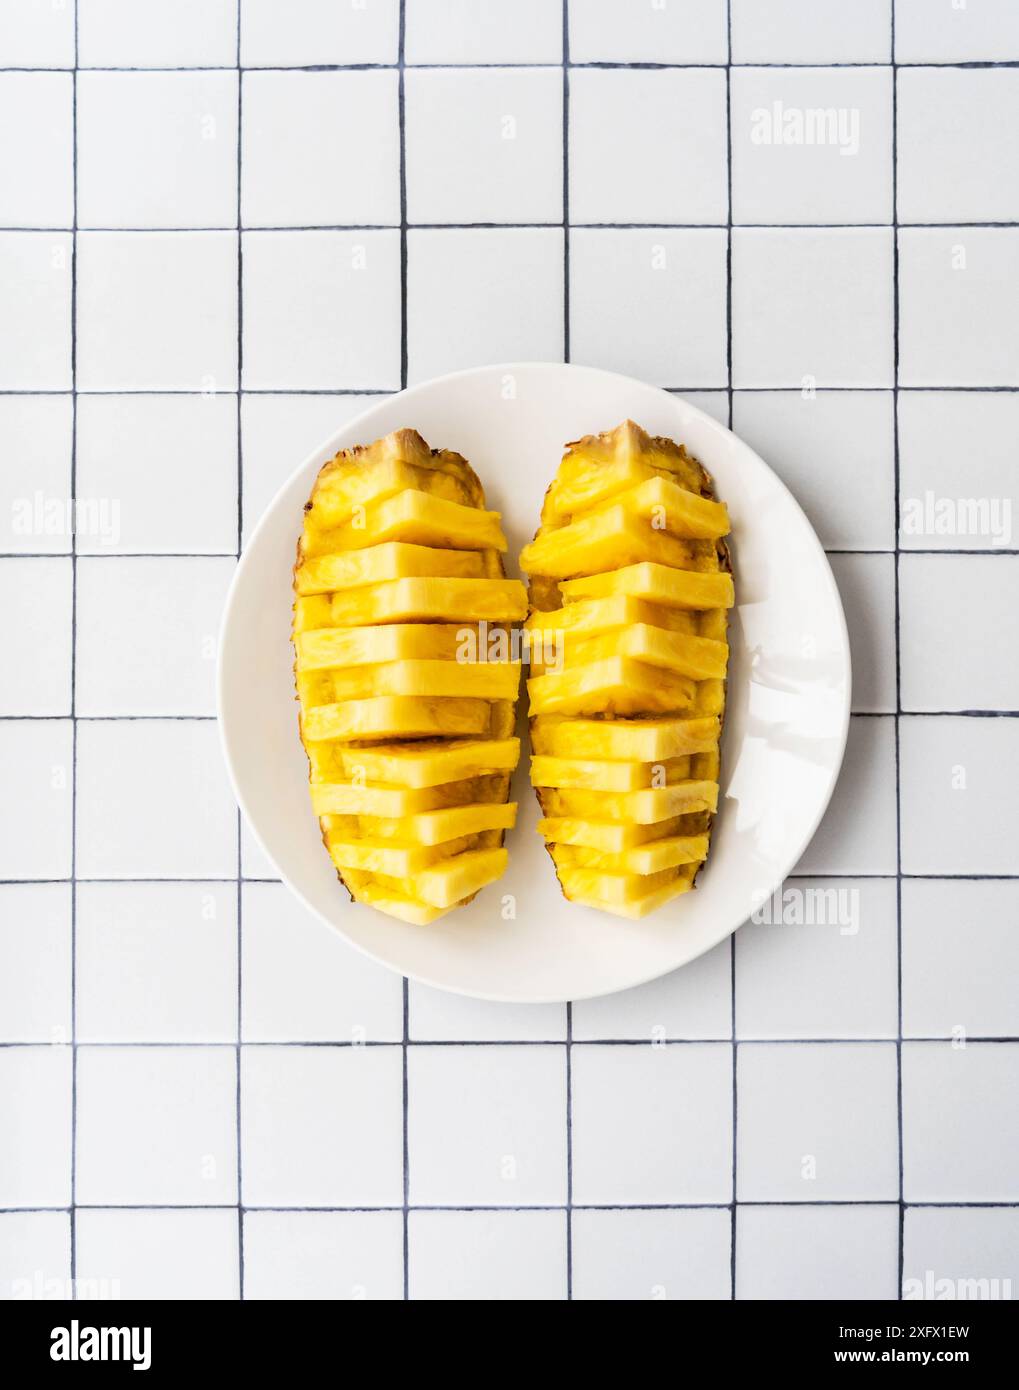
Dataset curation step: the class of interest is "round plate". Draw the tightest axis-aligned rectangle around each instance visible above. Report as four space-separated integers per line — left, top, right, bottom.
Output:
218 363 851 1003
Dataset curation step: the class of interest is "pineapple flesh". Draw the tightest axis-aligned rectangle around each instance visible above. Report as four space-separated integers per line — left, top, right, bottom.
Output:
520 420 732 920
295 429 526 923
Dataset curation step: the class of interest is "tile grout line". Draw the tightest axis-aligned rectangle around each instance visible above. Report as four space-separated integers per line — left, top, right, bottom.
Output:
235 0 244 1303
725 0 738 1301
10 60 1019 72
398 0 409 1303
891 6 906 1303
68 0 79 1299
563 0 573 1303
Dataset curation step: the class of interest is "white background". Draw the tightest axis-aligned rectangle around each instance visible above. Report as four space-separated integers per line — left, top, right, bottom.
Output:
1 0 1018 1301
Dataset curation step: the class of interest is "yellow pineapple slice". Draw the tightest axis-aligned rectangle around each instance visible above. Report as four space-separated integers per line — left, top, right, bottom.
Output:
559 560 734 611
295 541 484 595
527 657 697 717
295 428 524 922
522 420 731 918
531 715 719 761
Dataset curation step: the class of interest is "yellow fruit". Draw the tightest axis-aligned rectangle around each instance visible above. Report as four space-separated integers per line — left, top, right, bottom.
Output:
294 429 524 922
522 420 731 918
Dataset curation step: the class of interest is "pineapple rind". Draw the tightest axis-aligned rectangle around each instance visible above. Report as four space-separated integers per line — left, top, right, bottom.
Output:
522 420 731 920
294 428 524 923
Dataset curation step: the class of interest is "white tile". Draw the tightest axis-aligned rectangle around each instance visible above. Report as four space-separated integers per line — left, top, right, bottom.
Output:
570 0 727 63
78 0 238 67
408 1045 567 1205
570 69 727 226
903 1207 1019 1301
241 813 279 880
0 396 73 555
76 1046 237 1204
0 720 72 881
900 556 1019 712
0 1211 70 1302
406 68 562 225
408 982 565 1042
0 233 72 390
0 74 72 228
898 392 1019 552
895 0 1019 63
898 70 1019 224
75 1210 239 1301
571 1043 731 1204
407 0 562 63
242 230 400 389
76 232 238 391
240 393 376 543
902 1042 1019 1201
241 1046 403 1206
736 878 898 1039
828 552 897 713
0 884 71 1045
0 0 75 67
76 882 237 1043
570 229 727 387
731 67 893 225
900 716 1019 875
732 390 895 550
0 558 72 715
732 229 895 387
409 1211 566 1301
243 1210 403 1300
898 228 1019 387
76 556 234 715
242 71 399 228
242 882 402 1042
572 1208 731 1301
732 0 891 62
77 73 238 229
902 880 1019 1040
407 229 563 384
76 394 238 554
737 1042 899 1200
76 720 237 879
676 390 730 427
0 1047 72 1207
737 1205 899 1300
241 0 399 67
571 941 732 1041
795 716 898 875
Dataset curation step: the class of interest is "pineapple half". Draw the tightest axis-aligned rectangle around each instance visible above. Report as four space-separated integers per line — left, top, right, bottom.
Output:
294 428 527 924
520 420 733 920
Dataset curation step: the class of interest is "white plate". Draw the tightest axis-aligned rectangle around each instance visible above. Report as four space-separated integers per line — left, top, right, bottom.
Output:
218 363 851 1003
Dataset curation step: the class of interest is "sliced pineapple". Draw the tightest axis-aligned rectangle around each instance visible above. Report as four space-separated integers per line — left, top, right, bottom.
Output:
522 420 731 919
295 429 525 923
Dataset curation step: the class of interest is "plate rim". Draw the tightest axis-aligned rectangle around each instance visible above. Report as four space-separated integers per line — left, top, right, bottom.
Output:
217 361 852 1003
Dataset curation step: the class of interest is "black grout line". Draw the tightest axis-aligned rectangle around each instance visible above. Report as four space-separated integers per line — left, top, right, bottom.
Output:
67 0 79 1302
3 872 1016 887
11 1036 1018 1049
562 1 570 366
6 384 1019 395
398 3 408 395
725 0 737 1301
13 221 1019 232
234 1 244 1304
9 60 1019 72
5 1200 1019 1215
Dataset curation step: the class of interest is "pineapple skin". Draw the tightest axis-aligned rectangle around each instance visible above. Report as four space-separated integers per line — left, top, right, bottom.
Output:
521 420 733 920
294 428 525 923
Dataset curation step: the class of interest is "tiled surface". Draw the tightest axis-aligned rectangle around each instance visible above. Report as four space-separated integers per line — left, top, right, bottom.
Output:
1 0 1016 1304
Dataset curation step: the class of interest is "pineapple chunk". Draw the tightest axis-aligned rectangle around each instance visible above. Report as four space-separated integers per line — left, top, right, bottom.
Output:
340 801 517 846
575 473 728 539
525 595 700 640
306 659 520 704
305 457 473 529
317 489 507 553
562 623 727 681
311 772 506 818
528 657 696 717
531 715 719 762
321 737 520 789
372 847 508 909
519 504 709 579
561 868 697 920
556 864 680 906
560 561 734 611
328 834 479 877
295 541 484 595
301 695 492 743
541 780 718 823
531 754 691 793
320 576 527 628
297 622 480 671
341 870 457 924
536 812 707 852
551 835 708 874
541 420 707 522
